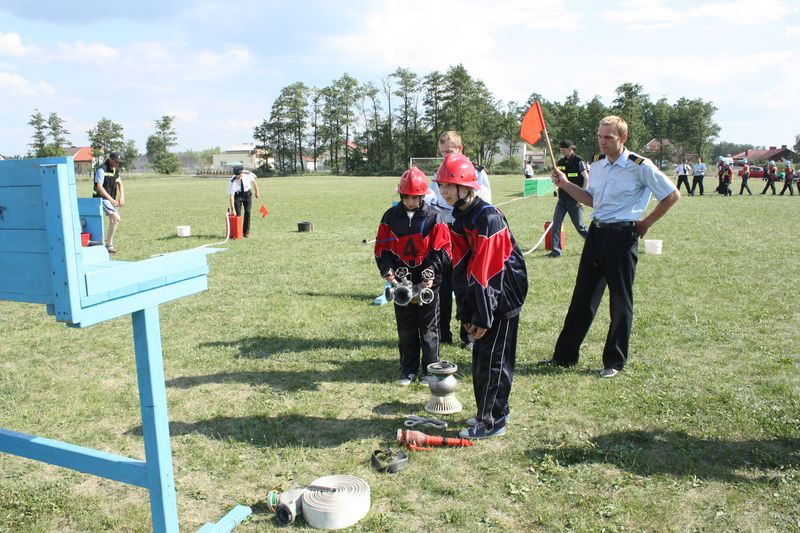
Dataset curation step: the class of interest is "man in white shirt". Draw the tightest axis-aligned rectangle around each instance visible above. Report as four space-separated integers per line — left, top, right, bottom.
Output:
675 159 692 195
228 166 261 237
691 158 707 196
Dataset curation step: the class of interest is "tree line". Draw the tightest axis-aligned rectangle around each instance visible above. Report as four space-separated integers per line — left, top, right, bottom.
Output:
255 64 728 175
24 111 205 174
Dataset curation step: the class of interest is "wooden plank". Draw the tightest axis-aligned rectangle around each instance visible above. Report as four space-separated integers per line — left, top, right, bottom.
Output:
0 186 48 230
39 161 82 324
196 505 252 533
77 197 104 243
72 276 209 327
83 250 217 296
0 428 148 488
132 307 180 533
0 156 77 187
0 229 48 254
0 251 51 302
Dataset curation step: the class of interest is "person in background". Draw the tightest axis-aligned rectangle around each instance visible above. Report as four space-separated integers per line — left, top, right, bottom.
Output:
779 162 794 196
425 130 492 351
546 139 590 258
228 165 261 237
761 161 778 195
675 159 692 195
93 151 125 253
739 160 753 195
691 157 706 196
524 160 534 179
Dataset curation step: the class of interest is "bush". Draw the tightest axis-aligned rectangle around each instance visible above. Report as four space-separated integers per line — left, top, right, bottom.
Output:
491 155 523 174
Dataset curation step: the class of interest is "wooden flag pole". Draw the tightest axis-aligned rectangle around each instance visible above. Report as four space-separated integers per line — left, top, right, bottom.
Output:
541 118 558 170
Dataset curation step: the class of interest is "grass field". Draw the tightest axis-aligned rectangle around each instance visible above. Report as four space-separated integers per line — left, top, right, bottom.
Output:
1 171 799 532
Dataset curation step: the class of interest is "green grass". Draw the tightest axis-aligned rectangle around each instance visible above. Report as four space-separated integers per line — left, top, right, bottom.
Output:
1 172 799 532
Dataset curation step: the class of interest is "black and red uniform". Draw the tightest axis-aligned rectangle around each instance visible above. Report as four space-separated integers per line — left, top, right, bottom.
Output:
450 197 528 432
374 202 451 379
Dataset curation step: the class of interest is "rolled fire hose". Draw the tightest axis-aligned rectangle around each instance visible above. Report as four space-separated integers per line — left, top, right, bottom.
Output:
301 475 371 530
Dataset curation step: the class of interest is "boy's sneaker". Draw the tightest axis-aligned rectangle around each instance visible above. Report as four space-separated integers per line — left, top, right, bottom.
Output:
397 374 416 386
419 374 432 386
459 423 506 440
599 368 620 378
466 413 511 427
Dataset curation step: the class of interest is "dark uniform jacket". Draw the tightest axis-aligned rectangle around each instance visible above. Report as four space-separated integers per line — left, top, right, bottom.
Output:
374 202 451 286
450 197 528 330
556 153 587 200
93 161 119 199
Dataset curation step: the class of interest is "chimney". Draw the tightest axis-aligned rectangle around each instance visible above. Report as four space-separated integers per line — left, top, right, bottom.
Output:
769 146 777 150
782 145 787 149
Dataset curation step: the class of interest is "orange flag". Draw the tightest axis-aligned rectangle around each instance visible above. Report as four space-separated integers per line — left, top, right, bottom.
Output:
259 203 268 218
519 101 545 145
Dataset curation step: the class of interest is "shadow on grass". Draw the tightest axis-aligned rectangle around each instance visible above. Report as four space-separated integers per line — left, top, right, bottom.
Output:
147 414 402 448
527 429 800 483
167 357 393 391
198 335 395 359
296 290 382 301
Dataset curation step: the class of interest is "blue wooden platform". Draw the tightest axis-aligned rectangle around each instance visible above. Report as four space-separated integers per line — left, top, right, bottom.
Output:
0 157 251 532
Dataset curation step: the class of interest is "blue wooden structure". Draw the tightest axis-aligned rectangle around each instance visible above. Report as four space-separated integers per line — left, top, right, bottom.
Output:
0 157 251 532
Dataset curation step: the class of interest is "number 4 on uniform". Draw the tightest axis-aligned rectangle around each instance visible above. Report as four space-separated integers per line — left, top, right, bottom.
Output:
403 239 417 258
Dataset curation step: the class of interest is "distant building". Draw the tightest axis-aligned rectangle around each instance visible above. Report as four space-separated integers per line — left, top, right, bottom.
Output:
643 138 697 164
211 143 269 170
65 146 95 175
732 145 797 164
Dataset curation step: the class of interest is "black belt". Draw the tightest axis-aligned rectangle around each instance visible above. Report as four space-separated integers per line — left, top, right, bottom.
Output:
371 449 409 473
592 220 636 230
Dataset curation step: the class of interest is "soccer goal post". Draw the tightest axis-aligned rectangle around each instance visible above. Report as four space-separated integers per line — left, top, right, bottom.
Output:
409 157 444 175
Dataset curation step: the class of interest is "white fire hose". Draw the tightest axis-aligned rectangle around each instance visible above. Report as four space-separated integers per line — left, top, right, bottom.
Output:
269 475 371 529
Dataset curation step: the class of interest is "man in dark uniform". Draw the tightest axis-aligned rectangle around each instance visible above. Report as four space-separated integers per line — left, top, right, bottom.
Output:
539 116 680 378
546 139 589 258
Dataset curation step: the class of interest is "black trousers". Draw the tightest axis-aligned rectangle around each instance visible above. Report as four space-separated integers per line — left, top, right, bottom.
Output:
553 223 638 371
472 315 518 431
740 177 752 195
438 260 469 345
690 176 704 195
676 175 691 194
394 292 440 377
780 181 795 196
761 181 776 195
234 191 253 236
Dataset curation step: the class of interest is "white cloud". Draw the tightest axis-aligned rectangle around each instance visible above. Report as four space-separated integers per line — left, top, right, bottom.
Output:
168 110 200 123
223 118 259 130
604 0 793 30
56 41 120 63
327 0 575 72
0 31 45 59
787 24 800 36
0 71 55 96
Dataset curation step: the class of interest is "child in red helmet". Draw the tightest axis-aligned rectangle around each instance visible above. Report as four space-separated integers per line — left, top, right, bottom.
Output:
435 153 528 439
374 167 452 386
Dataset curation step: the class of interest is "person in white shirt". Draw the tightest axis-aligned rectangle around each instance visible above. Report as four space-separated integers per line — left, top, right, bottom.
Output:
691 158 707 196
424 130 491 349
674 159 692 195
227 166 261 237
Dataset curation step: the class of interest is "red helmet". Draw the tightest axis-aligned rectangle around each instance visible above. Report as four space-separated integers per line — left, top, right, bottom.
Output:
434 153 480 189
397 166 431 195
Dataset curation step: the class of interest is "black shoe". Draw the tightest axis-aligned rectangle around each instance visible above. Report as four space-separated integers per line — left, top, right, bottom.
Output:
545 252 560 258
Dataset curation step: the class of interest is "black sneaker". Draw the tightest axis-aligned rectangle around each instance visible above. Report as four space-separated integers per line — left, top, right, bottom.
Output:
459 423 506 439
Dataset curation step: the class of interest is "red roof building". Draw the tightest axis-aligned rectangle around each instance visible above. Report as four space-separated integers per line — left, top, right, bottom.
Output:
732 145 797 163
66 146 95 175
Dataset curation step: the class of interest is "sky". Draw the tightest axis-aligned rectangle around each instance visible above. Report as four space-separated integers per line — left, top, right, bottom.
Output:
1 0 799 157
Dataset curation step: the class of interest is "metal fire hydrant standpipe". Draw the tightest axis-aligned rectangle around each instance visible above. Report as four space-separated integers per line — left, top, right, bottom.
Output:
424 361 463 415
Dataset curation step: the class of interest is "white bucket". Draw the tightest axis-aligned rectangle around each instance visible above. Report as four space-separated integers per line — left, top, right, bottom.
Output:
176 225 191 237
644 239 662 255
